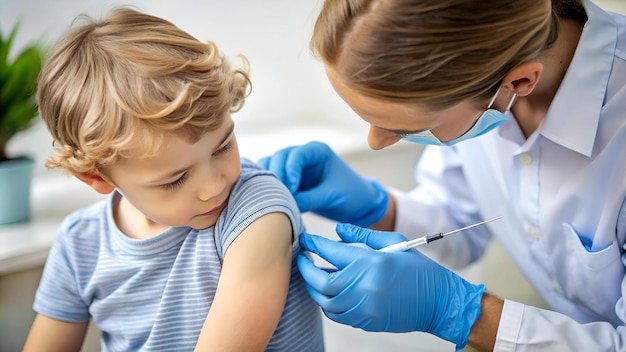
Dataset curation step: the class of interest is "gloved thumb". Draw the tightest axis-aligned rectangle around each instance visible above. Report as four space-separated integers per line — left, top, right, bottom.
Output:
293 188 326 214
256 146 302 193
335 223 409 250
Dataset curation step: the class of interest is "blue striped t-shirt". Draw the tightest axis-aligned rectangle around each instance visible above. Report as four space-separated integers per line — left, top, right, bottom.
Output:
33 159 324 351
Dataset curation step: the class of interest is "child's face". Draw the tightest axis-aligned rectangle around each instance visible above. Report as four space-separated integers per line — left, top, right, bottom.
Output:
107 116 241 230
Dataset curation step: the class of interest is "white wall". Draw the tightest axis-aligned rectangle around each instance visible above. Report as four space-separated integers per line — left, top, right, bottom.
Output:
1 0 370 176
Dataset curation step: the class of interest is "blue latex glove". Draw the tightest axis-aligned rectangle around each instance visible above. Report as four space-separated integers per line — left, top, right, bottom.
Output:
297 223 485 350
258 141 388 227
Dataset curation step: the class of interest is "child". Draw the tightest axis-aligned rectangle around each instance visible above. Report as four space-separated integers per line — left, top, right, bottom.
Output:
23 7 324 352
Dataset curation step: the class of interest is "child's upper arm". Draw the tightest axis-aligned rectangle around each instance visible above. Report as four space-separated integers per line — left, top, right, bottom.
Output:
195 211 294 352
23 314 89 352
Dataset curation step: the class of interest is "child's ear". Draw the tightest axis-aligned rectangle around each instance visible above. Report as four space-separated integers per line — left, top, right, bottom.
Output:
74 172 116 194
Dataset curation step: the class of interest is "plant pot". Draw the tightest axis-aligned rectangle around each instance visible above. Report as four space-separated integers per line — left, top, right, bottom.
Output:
0 156 35 225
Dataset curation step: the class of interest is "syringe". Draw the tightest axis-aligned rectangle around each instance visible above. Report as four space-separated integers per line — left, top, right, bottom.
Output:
378 216 503 253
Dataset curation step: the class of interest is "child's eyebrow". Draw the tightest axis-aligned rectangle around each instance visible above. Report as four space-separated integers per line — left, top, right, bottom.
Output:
151 122 236 184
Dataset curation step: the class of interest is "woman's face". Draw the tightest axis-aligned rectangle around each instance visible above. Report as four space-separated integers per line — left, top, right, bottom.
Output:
324 64 485 150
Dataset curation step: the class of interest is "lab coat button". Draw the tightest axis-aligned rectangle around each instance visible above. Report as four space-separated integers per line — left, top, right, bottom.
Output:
520 154 533 165
528 226 540 239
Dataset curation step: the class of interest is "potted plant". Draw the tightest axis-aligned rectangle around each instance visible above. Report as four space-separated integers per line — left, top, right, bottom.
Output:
0 23 44 225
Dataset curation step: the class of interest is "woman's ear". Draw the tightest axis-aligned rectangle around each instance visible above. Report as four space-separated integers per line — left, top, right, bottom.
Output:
74 172 116 194
502 62 543 97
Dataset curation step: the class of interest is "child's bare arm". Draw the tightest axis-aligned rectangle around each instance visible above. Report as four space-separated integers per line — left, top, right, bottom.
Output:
23 314 89 352
194 212 293 351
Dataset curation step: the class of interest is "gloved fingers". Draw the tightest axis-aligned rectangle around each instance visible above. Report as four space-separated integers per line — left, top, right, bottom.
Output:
297 253 346 300
293 188 327 214
286 141 331 190
336 223 408 249
257 146 301 193
297 254 368 315
317 274 369 314
301 279 365 326
297 253 330 287
300 280 339 313
323 305 374 331
299 233 373 271
297 140 332 162
323 310 359 328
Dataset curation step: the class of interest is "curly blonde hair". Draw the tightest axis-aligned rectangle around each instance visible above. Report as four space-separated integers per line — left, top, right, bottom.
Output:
312 0 563 111
38 7 251 174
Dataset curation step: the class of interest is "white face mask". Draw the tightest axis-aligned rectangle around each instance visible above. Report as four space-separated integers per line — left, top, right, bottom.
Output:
401 89 516 146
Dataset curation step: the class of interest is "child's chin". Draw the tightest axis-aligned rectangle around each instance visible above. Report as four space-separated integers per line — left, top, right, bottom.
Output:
189 219 218 230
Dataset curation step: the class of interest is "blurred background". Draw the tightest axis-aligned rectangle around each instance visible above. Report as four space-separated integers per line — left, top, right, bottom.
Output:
1 0 625 351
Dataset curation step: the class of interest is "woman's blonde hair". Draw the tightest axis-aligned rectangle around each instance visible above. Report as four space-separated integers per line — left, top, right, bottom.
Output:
312 0 565 110
38 7 251 174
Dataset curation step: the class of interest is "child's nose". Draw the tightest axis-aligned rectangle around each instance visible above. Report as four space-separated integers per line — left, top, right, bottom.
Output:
196 169 225 201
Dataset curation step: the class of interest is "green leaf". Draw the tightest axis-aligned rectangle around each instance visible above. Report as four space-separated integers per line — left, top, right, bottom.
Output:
0 99 38 141
0 24 18 77
0 22 45 160
0 46 41 109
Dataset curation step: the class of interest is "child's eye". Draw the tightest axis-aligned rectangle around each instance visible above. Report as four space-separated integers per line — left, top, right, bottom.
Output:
213 141 233 156
161 172 188 191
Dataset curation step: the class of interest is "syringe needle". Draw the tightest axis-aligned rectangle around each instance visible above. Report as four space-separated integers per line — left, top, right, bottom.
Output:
379 216 503 252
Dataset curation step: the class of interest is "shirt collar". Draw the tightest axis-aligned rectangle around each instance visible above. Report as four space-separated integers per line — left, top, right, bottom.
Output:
540 0 617 157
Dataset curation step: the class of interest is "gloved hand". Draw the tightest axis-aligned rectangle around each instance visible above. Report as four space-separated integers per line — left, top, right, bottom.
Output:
297 223 485 350
258 141 389 227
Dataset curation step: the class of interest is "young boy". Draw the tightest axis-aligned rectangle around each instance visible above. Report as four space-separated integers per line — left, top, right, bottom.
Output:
23 8 324 352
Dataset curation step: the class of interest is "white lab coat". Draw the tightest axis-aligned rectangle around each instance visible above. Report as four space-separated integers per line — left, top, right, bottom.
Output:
392 1 626 350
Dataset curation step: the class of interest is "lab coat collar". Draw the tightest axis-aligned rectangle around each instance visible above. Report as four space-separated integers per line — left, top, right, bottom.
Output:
540 0 617 157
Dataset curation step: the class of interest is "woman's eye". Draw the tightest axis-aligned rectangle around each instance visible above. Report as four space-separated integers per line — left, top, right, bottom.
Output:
161 173 188 191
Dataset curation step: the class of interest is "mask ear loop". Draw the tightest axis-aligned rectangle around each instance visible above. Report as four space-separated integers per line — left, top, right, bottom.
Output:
505 93 517 111
486 87 501 109
487 86 517 112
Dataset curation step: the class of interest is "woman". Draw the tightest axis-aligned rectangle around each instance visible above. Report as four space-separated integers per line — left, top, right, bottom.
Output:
260 0 626 350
